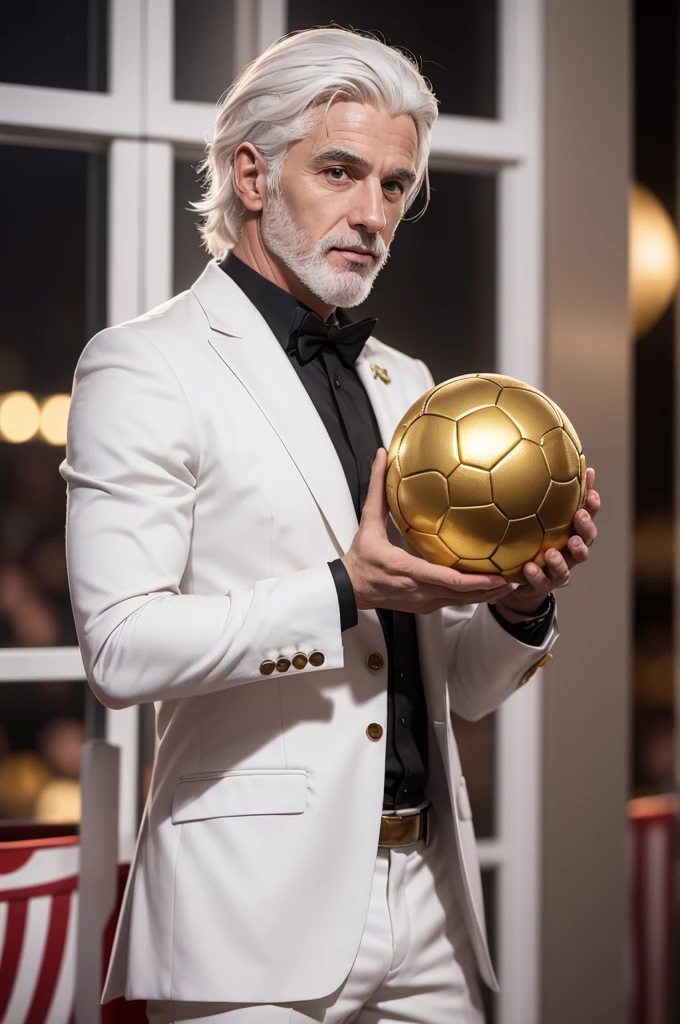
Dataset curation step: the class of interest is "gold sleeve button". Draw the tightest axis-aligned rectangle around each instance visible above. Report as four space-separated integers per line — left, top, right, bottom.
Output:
276 657 291 673
259 659 276 676
309 651 325 667
366 652 385 672
366 723 384 741
292 652 308 670
518 652 553 688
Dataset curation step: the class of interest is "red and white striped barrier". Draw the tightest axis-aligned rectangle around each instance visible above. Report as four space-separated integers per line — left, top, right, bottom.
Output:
628 794 678 1024
0 835 79 1023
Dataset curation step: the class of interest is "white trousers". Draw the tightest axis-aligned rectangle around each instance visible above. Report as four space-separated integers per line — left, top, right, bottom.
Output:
146 814 486 1024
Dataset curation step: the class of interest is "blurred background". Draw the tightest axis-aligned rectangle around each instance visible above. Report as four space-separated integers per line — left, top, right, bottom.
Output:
0 2 676 1022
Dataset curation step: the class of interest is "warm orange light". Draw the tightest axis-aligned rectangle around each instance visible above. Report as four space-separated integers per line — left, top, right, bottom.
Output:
40 393 71 446
630 182 680 339
0 391 40 443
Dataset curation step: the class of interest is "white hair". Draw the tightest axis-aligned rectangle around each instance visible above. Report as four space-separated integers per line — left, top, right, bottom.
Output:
193 27 439 258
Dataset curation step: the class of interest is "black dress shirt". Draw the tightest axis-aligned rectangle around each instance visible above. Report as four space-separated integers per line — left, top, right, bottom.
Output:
220 252 554 811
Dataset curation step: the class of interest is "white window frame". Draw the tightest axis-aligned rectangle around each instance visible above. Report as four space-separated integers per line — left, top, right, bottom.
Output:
0 1 545 1018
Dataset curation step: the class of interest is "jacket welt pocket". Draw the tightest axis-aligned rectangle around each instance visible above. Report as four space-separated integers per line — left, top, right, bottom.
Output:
171 769 308 824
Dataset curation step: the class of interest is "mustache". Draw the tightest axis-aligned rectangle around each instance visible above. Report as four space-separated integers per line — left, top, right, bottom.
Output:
318 233 387 260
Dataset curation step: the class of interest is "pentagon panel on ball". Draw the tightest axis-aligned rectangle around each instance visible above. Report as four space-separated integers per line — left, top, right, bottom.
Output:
385 373 587 583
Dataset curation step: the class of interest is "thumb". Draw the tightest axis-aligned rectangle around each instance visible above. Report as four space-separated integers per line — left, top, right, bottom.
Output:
360 448 389 533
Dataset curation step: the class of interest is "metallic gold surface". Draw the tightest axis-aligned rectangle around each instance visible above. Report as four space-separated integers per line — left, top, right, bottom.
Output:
497 388 562 442
366 652 385 672
366 723 383 741
426 377 501 420
448 464 493 507
378 807 429 847
292 653 308 670
493 516 544 571
541 427 580 482
491 440 551 519
399 414 459 477
385 373 586 576
518 653 553 688
406 530 458 566
457 406 521 469
259 660 276 676
439 505 507 559
538 478 582 531
398 471 449 534
308 651 325 667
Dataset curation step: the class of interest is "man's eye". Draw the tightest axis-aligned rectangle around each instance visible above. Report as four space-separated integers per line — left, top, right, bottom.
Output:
383 180 405 194
327 167 348 181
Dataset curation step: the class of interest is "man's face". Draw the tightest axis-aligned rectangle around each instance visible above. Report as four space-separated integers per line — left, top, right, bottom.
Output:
260 101 419 308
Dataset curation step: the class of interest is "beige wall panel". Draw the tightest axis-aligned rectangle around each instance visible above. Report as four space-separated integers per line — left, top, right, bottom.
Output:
542 1 631 1022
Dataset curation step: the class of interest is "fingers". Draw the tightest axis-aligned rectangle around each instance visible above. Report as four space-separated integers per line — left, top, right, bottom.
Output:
584 468 600 517
586 467 595 489
361 448 389 532
404 554 509 593
573 507 597 546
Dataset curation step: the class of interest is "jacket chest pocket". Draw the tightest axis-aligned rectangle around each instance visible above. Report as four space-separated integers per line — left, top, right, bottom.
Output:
171 769 308 823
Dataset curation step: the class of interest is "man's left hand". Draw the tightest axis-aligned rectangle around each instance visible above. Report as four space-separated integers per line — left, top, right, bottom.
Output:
493 467 600 620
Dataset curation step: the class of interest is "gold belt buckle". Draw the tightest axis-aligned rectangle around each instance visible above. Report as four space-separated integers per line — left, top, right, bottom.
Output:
378 805 430 848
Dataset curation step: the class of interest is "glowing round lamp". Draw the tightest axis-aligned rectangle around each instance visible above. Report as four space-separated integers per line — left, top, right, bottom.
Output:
0 391 40 443
630 182 680 339
40 393 71 446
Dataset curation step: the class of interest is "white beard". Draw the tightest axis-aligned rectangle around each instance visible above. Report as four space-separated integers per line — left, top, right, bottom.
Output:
260 191 391 308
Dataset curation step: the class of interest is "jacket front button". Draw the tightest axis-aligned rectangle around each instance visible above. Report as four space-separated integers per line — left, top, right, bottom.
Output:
309 651 325 667
260 660 276 676
292 652 308 670
276 657 291 672
366 652 385 672
366 723 383 742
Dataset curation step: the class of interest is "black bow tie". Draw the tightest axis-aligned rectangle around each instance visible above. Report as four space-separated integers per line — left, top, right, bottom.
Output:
287 307 377 369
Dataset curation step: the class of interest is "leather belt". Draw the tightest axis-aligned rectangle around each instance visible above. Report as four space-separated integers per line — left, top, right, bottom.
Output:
378 804 431 848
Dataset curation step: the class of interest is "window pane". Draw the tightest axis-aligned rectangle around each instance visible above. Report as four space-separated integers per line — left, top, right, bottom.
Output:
451 712 496 838
0 143 107 648
285 2 498 118
174 154 209 293
0 681 85 823
0 0 108 92
356 170 497 385
174 0 237 103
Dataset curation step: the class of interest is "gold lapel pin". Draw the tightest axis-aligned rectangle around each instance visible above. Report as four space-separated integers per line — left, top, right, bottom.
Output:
370 363 392 385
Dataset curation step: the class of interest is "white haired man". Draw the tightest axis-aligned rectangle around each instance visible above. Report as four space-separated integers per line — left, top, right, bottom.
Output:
61 26 599 1024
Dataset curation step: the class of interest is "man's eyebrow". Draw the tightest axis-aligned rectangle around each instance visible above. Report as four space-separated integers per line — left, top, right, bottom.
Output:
310 147 417 185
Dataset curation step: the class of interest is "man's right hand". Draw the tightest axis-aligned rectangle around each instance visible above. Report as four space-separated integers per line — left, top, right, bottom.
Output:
342 448 517 614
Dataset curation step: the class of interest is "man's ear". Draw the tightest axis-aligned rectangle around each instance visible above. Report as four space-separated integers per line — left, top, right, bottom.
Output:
233 143 266 212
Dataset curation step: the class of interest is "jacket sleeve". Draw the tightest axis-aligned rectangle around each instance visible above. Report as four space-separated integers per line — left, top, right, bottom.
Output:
60 326 344 710
413 357 559 721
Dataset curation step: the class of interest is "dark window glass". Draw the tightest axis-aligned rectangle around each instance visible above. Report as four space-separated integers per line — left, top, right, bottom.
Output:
356 169 496 384
0 143 107 648
0 0 108 92
174 155 210 292
451 711 496 838
286 2 498 118
0 681 85 823
481 869 497 1023
174 0 237 103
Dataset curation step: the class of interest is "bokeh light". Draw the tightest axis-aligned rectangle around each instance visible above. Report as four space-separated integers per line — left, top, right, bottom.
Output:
40 393 71 446
0 390 40 443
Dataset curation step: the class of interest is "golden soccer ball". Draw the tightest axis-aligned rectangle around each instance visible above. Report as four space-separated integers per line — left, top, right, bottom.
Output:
386 374 587 584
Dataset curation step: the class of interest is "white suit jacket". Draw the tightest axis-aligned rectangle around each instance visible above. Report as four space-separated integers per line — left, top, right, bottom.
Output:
59 260 558 1004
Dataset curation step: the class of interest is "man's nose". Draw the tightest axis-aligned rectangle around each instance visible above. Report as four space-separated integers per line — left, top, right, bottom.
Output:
347 178 387 235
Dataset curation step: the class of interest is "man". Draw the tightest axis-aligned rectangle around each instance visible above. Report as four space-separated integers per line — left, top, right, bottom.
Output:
61 27 599 1024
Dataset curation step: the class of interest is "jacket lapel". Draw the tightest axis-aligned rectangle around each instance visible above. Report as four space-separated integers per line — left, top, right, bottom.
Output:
192 261 359 555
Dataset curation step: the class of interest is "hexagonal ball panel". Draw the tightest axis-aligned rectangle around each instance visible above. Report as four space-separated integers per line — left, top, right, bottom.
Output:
425 377 501 421
541 427 580 482
538 478 581 531
387 389 432 468
398 413 459 477
398 471 450 534
497 388 562 443
407 529 458 567
492 516 544 571
447 464 493 507
438 504 508 560
455 557 502 574
490 439 551 519
457 406 522 470
386 458 409 536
